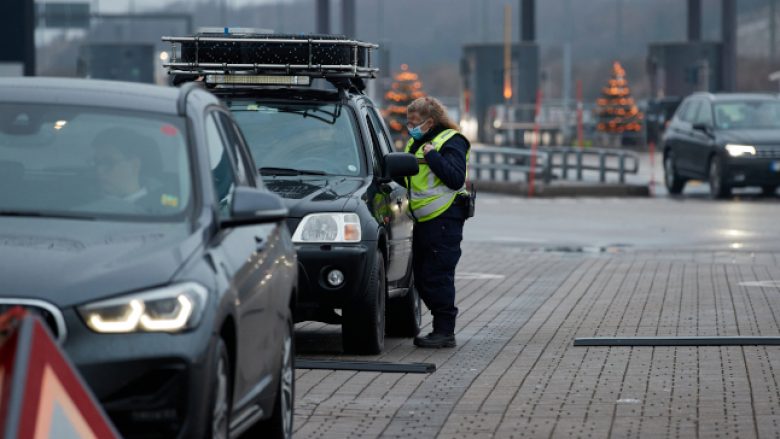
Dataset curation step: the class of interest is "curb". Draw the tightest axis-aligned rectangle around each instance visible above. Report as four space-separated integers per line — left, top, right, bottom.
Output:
475 181 650 197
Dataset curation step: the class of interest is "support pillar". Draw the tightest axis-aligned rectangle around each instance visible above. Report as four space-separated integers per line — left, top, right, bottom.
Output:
721 0 737 91
0 0 34 76
316 0 330 35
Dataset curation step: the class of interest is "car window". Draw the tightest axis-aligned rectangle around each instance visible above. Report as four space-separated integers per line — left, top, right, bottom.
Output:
367 107 393 155
693 101 713 126
228 101 362 177
0 104 191 220
205 113 237 218
365 114 385 175
714 100 780 130
216 112 252 186
678 100 700 123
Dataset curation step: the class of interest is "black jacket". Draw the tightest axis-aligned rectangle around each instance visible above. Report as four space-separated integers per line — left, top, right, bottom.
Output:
406 125 470 221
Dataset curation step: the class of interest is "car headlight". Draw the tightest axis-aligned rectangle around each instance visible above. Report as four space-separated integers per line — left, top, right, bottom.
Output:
292 213 361 243
725 144 756 157
78 282 208 333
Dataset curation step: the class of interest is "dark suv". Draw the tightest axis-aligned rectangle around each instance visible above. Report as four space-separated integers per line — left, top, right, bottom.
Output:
662 92 780 198
0 77 296 439
165 33 421 354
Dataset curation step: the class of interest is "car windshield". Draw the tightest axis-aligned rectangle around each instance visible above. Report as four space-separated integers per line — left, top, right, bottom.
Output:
713 100 780 130
229 102 363 177
0 104 191 221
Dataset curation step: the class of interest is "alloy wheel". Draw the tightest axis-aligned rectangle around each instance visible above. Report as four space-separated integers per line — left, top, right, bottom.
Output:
280 334 294 438
212 354 229 439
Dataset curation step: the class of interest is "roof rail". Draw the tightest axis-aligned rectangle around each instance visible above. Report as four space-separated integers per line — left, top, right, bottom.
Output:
162 33 379 83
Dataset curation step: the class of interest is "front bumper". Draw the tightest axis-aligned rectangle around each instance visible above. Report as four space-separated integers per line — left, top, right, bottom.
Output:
62 308 216 439
294 242 373 318
724 157 780 187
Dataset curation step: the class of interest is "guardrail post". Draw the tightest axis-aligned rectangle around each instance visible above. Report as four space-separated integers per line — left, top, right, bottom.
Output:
576 150 583 181
562 150 569 180
544 152 553 184
474 151 482 180
599 153 607 183
489 152 496 181
618 154 626 183
503 153 510 181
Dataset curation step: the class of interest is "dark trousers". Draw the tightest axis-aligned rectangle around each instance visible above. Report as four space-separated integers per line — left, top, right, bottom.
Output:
412 215 464 335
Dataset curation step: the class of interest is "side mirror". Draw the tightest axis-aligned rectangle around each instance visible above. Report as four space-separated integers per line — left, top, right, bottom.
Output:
384 152 419 179
222 187 288 227
692 122 713 135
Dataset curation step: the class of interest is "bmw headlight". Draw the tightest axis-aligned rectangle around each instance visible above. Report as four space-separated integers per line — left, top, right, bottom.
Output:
292 213 361 243
725 144 756 157
78 282 208 333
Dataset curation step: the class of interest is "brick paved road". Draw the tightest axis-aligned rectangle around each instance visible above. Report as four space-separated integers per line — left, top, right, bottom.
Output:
293 197 780 438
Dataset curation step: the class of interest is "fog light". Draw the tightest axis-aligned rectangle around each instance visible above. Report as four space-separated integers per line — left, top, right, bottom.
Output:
326 269 344 287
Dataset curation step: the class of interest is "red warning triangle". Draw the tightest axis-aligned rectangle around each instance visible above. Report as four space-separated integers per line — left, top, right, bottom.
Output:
0 308 119 439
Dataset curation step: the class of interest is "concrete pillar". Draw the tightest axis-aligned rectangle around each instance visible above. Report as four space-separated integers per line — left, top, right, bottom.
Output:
0 0 35 76
520 0 535 42
316 0 330 34
721 0 736 91
342 0 355 38
688 0 701 41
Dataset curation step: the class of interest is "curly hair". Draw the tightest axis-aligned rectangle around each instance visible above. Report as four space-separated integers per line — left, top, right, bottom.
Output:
407 96 458 131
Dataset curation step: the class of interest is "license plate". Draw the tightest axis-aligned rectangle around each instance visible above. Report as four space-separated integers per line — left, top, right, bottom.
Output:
772 161 780 172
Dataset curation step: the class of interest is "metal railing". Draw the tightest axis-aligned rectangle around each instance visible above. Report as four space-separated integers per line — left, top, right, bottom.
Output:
470 146 640 184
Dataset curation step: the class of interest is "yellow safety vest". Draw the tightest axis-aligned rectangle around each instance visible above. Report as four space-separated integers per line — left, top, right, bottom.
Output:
404 129 470 222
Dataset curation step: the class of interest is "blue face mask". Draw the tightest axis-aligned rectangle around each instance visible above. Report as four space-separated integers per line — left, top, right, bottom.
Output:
408 120 429 140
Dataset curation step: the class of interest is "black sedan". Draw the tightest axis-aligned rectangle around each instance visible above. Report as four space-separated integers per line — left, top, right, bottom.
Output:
0 78 296 439
663 92 780 198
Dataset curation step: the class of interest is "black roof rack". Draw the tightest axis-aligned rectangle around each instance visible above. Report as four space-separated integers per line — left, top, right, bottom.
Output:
161 33 379 81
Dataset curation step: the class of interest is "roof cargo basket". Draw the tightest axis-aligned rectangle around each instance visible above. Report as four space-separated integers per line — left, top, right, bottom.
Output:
162 32 379 82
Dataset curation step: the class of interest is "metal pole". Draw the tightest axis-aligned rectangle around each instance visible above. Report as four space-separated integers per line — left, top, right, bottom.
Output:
316 0 330 34
520 0 535 42
688 0 701 41
722 0 737 91
342 0 355 38
771 0 777 64
529 89 542 196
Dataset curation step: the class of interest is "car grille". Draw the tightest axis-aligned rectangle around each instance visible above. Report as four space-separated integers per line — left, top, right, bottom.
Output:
755 147 780 158
0 299 66 343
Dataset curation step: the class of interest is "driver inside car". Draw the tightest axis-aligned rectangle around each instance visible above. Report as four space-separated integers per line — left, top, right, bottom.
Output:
86 127 169 214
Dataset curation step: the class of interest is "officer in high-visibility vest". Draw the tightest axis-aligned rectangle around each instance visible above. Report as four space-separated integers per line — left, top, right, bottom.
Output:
404 96 471 348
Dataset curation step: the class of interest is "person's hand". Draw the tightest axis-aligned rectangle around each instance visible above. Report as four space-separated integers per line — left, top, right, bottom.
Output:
422 143 435 155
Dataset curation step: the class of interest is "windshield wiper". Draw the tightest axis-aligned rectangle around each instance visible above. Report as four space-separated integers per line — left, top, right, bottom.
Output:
259 167 328 176
0 210 98 221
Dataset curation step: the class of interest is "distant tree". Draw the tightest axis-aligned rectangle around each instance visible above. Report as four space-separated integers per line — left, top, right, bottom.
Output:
383 64 426 147
596 61 643 135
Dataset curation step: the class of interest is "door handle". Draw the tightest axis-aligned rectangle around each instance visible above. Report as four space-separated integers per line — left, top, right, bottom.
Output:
255 236 266 252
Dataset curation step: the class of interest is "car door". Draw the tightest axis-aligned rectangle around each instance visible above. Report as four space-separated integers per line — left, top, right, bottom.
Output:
689 99 716 176
673 99 701 175
365 105 414 286
205 111 277 407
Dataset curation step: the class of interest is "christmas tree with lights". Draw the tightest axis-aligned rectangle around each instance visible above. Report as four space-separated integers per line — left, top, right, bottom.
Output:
596 61 643 140
383 64 426 146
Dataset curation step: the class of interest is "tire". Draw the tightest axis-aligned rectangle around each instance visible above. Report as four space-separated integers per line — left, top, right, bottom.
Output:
210 338 231 439
386 275 421 338
246 317 295 438
762 185 777 197
708 155 731 199
342 250 386 355
664 151 686 195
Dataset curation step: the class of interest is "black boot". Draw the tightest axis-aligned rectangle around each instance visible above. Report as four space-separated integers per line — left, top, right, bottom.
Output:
413 332 456 348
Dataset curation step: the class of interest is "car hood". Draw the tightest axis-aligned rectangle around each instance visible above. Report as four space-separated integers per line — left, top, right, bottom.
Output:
0 217 200 308
717 129 780 146
262 175 366 218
